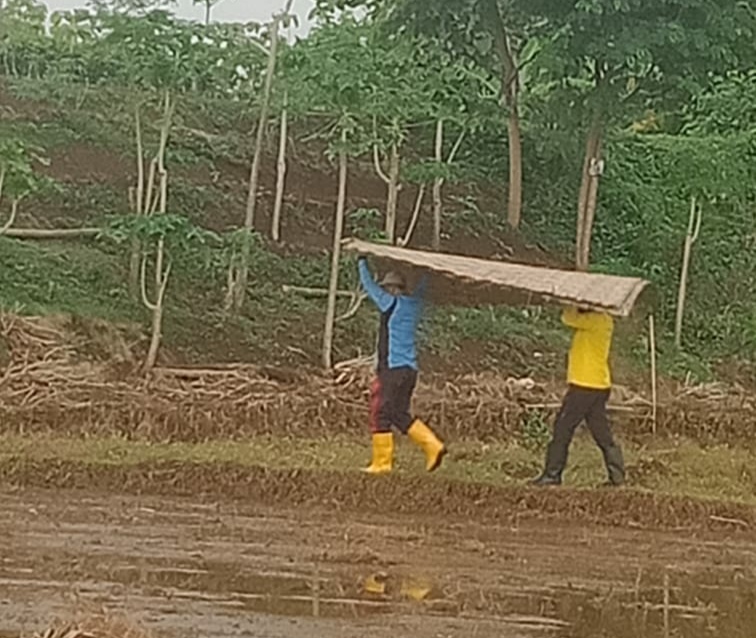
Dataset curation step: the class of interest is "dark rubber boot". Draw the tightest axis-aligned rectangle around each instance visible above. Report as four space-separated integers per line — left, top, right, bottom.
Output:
530 441 565 486
531 473 562 487
603 444 625 486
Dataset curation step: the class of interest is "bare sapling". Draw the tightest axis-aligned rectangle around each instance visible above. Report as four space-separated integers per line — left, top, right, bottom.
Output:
385 143 400 243
372 118 402 244
138 90 175 373
322 128 348 369
398 183 426 247
129 101 146 299
674 196 702 349
431 119 465 250
271 90 288 242
230 0 293 311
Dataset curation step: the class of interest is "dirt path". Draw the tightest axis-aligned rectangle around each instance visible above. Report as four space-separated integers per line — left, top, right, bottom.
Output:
2 488 755 638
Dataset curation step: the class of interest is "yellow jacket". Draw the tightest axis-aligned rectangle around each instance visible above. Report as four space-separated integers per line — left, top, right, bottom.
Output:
562 308 614 389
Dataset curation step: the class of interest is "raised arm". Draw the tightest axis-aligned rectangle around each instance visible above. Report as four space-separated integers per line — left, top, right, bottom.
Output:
358 258 395 312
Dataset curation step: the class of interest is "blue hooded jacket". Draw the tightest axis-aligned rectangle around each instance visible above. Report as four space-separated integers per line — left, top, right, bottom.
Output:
358 258 427 371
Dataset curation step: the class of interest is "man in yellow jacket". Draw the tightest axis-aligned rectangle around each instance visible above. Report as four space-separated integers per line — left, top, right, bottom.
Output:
532 307 625 487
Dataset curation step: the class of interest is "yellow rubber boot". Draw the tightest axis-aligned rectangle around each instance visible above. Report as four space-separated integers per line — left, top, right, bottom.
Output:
362 432 393 475
408 420 446 472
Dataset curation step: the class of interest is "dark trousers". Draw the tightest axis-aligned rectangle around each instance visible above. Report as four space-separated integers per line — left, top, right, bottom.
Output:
368 367 417 434
544 385 625 483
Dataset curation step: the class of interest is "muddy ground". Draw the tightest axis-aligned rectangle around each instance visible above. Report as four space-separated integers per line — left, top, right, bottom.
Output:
2 488 756 638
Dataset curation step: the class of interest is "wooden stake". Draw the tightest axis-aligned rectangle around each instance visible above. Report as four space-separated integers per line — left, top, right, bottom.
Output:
674 196 702 349
649 314 658 435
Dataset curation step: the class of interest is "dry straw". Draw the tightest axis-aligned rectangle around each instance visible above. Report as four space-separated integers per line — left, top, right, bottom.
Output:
1 313 751 442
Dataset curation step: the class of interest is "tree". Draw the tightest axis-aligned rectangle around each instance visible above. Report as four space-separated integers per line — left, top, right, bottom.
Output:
383 0 534 230
404 42 495 249
88 0 177 14
107 215 214 372
284 22 373 367
129 91 175 298
525 0 756 270
226 0 294 312
0 0 48 78
193 0 223 26
684 71 756 136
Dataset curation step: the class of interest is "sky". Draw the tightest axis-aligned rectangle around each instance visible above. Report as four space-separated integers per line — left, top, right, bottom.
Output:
41 0 315 35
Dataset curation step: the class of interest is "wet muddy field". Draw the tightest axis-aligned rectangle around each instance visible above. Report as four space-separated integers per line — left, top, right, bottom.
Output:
2 489 756 637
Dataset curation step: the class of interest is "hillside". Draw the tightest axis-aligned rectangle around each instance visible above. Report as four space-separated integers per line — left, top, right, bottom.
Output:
0 70 748 384
0 76 579 379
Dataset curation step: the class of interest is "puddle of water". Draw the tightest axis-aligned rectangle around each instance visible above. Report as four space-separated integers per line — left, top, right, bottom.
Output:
4 552 756 637
4 490 756 638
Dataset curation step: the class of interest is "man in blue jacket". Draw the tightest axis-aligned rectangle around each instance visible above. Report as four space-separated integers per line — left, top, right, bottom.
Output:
358 256 446 474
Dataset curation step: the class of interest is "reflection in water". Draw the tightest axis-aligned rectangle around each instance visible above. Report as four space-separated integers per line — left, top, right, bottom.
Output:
90 560 756 636
2 553 755 636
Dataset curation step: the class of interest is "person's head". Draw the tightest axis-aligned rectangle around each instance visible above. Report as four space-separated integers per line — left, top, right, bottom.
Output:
380 270 406 296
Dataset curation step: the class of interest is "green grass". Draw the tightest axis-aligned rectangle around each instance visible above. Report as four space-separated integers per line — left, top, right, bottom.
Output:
0 230 715 387
0 230 572 368
1 433 755 505
0 237 136 320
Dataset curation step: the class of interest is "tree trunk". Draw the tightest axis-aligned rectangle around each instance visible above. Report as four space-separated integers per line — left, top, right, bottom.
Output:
129 236 142 296
141 238 171 374
576 121 603 271
322 129 348 370
483 0 523 229
144 299 164 372
231 2 290 311
385 143 400 244
271 95 288 242
155 91 173 216
507 105 523 229
580 137 602 267
204 0 211 25
432 119 444 251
